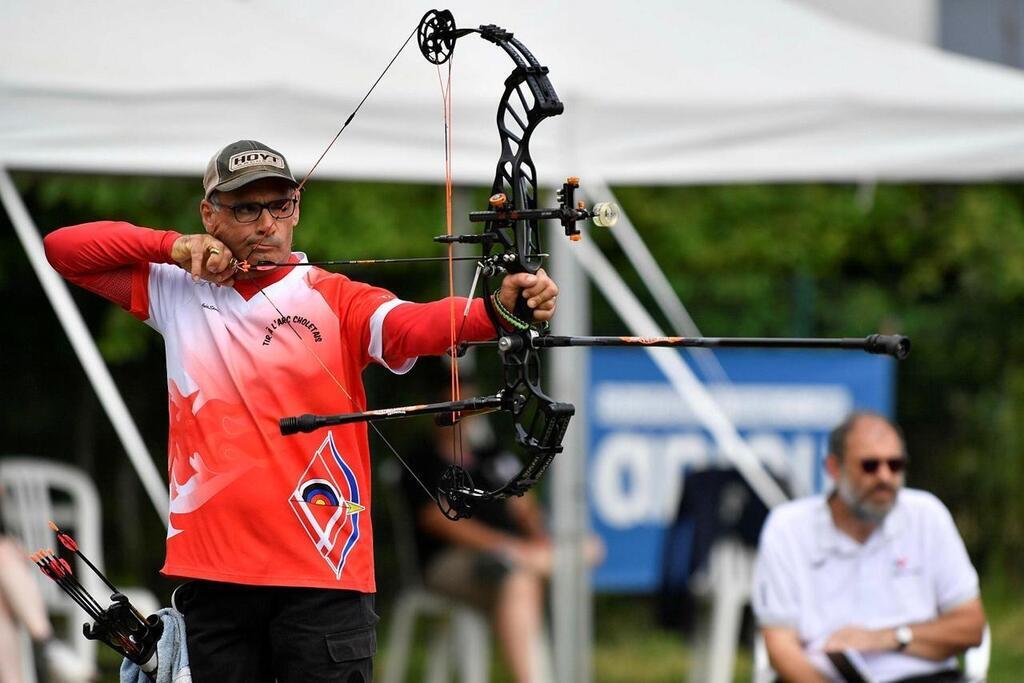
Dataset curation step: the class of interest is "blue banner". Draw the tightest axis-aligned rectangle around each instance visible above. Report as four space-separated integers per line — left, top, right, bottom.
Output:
587 348 894 592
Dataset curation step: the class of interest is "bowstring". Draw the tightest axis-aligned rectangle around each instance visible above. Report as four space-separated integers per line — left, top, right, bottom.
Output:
233 23 420 273
248 20 487 510
246 18 441 504
296 24 421 194
258 291 439 502
438 54 467 478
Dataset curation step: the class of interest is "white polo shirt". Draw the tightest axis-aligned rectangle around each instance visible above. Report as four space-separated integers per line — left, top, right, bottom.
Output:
752 488 979 682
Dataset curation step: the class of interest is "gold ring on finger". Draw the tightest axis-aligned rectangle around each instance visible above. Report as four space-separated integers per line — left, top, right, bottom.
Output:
208 247 221 255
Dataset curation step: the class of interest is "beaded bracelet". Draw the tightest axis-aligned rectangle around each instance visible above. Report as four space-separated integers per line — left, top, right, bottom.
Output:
491 290 532 330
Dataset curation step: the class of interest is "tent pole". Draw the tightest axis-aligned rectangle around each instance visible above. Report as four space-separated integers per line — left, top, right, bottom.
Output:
567 233 788 509
549 202 593 683
0 169 169 526
587 178 729 383
581 190 796 506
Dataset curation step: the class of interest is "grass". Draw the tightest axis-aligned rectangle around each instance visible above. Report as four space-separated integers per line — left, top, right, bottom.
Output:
591 594 751 683
982 579 1024 680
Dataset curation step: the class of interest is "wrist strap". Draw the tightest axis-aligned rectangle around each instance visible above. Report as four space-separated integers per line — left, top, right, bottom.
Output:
491 289 531 331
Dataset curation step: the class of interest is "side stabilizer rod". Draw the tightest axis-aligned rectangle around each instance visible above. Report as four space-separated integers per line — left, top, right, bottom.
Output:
461 334 910 360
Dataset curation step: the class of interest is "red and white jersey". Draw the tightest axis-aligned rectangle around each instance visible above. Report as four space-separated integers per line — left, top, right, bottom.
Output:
142 256 408 590
44 221 497 591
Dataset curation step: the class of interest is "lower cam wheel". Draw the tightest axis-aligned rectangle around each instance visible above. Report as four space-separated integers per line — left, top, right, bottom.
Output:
437 465 474 520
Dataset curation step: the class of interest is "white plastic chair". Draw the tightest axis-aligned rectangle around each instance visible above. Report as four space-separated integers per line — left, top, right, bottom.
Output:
752 623 992 682
379 456 556 683
378 460 490 683
963 623 991 683
688 537 758 683
0 457 160 683
383 586 491 683
752 633 772 683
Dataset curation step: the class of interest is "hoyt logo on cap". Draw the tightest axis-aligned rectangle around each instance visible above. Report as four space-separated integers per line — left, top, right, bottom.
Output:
204 140 298 198
228 150 286 172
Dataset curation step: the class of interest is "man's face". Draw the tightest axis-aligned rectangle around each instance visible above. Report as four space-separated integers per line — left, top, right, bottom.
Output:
828 416 906 523
200 178 300 270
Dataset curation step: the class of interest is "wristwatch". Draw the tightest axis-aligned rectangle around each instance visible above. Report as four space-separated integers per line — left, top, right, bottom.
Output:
895 625 913 651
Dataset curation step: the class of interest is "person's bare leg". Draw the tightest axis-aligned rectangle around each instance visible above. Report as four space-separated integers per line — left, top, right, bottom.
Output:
0 538 50 683
0 538 52 641
0 589 28 683
493 569 544 683
0 538 92 682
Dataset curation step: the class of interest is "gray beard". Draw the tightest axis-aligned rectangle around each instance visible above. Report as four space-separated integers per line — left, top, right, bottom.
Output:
837 476 896 524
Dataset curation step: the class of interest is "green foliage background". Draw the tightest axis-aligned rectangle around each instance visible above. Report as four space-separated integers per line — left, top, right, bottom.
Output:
605 182 1024 581
4 173 1024 677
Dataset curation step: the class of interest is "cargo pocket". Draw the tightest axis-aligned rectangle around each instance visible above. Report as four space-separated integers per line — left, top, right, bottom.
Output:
325 625 377 663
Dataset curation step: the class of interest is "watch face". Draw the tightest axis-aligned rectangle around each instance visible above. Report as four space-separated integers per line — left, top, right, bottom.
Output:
896 625 913 647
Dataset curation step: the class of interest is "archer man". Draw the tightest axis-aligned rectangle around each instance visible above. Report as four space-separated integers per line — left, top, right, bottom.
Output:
44 139 559 683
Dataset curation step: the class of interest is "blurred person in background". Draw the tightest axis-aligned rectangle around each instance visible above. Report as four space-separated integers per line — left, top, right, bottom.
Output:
42 140 559 683
401 383 602 683
752 411 985 683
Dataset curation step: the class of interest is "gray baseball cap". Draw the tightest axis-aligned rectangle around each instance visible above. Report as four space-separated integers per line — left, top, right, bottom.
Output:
203 140 299 198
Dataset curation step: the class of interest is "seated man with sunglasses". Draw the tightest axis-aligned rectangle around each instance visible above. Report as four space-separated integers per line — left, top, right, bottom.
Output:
753 411 985 683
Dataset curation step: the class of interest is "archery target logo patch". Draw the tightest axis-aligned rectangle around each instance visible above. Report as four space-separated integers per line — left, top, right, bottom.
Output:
301 479 340 507
289 432 365 579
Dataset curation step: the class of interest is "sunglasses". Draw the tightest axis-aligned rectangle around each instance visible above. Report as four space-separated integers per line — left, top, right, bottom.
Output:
860 457 907 474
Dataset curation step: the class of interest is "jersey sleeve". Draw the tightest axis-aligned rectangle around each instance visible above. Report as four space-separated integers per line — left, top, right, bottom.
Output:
927 495 980 612
752 510 802 629
308 271 498 374
44 221 181 321
380 297 496 370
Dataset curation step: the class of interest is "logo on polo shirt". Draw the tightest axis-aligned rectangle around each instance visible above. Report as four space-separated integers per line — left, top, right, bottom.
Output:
289 431 364 579
891 555 922 578
228 150 286 171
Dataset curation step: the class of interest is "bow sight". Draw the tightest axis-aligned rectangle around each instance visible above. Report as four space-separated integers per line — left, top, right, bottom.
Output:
435 178 619 276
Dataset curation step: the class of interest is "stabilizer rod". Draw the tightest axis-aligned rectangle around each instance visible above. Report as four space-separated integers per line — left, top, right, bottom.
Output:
461 334 911 360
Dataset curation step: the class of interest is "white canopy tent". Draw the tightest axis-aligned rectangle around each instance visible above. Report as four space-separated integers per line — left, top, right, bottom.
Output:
5 0 1024 182
5 2 1024 681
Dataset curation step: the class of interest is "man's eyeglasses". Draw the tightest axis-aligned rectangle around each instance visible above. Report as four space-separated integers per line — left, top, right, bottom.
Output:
860 457 907 474
211 197 298 223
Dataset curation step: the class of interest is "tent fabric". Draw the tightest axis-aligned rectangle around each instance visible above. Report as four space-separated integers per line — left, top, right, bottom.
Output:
4 0 1024 185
